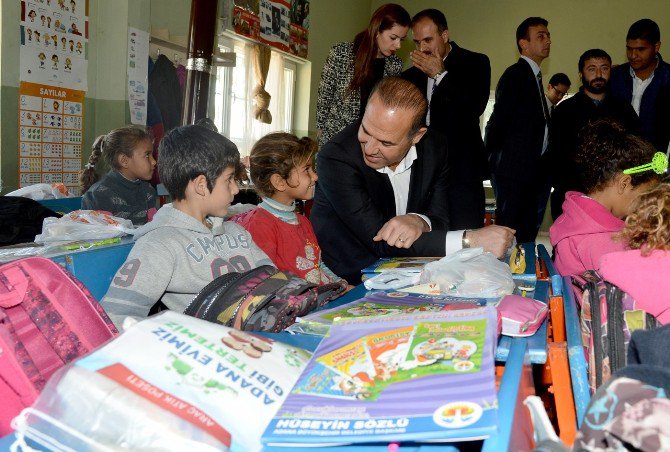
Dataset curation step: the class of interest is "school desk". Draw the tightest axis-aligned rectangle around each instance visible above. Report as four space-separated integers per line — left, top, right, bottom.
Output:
3 242 540 450
260 275 544 449
37 196 82 214
44 236 134 300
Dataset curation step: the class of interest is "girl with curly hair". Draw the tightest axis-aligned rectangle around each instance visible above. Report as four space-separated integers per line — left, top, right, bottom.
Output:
600 183 670 324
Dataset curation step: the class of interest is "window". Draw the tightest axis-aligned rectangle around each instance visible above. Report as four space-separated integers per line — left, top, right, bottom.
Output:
214 36 299 156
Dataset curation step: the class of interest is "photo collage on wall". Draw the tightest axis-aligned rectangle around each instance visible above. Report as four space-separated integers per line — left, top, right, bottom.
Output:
20 0 89 90
231 0 309 58
18 82 85 194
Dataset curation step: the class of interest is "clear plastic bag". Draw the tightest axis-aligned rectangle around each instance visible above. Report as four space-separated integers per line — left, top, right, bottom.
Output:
12 366 223 452
6 183 69 200
34 210 135 244
12 312 311 452
419 248 515 298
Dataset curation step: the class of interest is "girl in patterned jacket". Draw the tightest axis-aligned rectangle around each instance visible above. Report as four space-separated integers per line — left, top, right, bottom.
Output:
316 3 410 146
81 126 157 225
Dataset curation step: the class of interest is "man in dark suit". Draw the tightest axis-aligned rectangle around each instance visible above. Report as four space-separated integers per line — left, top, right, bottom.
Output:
402 9 490 230
550 49 640 220
311 77 514 284
485 17 551 243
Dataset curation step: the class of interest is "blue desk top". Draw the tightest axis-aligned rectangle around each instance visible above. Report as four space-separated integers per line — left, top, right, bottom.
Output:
46 237 134 301
265 267 548 364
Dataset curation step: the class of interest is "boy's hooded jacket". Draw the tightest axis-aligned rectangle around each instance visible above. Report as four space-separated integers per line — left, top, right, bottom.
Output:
101 204 272 327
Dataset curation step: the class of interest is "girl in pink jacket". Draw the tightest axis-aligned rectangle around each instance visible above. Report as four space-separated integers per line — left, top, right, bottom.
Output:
549 120 661 277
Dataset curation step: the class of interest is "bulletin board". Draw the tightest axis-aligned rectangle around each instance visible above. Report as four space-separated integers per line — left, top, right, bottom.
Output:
18 81 85 194
231 0 308 57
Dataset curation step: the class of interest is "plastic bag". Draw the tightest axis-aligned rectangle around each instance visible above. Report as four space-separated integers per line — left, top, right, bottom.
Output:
34 210 135 244
419 248 515 298
6 183 69 200
363 270 421 290
12 311 311 452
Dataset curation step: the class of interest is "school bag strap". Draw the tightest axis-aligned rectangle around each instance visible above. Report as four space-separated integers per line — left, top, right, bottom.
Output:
184 266 347 332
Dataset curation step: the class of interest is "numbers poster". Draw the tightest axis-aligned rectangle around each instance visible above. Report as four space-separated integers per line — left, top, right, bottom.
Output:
18 81 85 194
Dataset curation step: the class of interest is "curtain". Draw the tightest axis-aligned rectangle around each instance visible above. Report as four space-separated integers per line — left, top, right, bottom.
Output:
252 44 272 124
214 39 289 156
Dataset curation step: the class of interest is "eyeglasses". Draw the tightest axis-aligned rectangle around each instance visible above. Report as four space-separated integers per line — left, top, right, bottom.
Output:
550 85 569 98
623 152 668 175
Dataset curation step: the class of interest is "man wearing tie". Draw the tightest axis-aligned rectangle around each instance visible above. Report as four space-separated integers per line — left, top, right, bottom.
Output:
485 17 552 243
402 9 491 230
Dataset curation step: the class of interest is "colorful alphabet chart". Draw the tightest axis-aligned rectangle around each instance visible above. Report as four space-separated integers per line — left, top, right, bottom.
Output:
18 81 85 194
20 0 89 90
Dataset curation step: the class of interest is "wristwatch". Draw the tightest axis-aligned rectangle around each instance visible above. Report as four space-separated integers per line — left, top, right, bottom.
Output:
462 230 471 248
433 69 445 80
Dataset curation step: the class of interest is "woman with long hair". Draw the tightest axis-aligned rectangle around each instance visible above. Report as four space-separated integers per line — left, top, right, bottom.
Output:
316 4 410 146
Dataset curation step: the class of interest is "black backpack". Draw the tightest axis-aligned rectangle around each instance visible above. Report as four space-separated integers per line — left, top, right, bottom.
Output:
0 197 61 246
184 265 347 332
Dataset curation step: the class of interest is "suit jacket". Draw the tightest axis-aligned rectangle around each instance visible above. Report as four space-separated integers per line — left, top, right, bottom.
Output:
550 90 640 194
485 58 547 179
609 53 670 151
403 41 491 181
316 42 403 146
310 123 451 284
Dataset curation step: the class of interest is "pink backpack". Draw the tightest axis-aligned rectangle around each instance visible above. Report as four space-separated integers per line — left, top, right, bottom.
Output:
0 257 118 434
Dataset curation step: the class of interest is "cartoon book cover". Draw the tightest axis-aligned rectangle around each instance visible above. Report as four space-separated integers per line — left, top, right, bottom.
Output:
291 362 366 400
402 319 486 375
316 338 376 387
263 308 499 446
290 291 490 336
361 257 441 274
364 326 413 383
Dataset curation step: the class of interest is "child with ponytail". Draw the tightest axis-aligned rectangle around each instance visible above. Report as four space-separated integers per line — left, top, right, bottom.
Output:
233 132 347 288
81 126 157 225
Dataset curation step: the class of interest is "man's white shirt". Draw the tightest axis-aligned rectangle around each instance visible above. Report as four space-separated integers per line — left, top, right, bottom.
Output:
376 145 463 254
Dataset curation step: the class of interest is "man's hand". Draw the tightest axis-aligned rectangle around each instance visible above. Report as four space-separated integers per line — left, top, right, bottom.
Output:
466 225 516 258
410 50 444 79
373 214 429 248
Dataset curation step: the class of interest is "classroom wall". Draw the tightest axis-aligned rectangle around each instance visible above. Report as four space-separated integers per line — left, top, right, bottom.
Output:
367 0 670 92
0 0 151 194
150 0 191 37
4 1 670 192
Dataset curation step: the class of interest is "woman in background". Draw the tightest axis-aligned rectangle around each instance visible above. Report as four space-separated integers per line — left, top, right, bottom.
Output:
316 3 410 146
